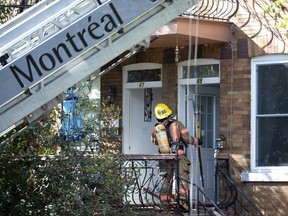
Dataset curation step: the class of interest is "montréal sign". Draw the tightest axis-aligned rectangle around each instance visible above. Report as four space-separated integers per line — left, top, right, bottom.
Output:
0 0 162 106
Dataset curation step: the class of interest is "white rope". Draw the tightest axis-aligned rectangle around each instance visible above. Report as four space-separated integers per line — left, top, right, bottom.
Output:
187 2 200 214
229 42 234 171
186 16 194 215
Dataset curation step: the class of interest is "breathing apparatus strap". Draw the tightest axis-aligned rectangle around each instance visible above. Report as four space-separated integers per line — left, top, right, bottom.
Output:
164 120 174 148
165 120 187 152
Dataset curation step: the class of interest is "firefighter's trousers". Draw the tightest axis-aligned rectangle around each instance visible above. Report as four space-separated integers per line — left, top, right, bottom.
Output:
159 155 191 200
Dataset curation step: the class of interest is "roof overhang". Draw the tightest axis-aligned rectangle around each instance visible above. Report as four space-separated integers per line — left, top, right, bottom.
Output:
150 17 232 48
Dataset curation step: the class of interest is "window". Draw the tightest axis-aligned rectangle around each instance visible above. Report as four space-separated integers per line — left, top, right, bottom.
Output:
123 63 162 88
127 69 161 82
256 64 288 167
247 55 288 181
182 64 219 78
178 59 220 86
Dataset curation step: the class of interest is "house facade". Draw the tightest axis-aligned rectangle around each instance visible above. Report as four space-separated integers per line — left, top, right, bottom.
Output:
100 0 288 215
3 0 288 214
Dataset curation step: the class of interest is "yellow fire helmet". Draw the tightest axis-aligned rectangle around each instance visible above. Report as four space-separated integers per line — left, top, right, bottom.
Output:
154 103 172 120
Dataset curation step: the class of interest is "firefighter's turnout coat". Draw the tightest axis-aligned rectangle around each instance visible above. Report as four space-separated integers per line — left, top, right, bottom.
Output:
151 118 195 201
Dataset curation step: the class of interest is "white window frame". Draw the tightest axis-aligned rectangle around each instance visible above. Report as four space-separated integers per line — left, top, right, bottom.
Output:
241 54 288 182
177 58 220 142
178 59 220 86
123 63 162 88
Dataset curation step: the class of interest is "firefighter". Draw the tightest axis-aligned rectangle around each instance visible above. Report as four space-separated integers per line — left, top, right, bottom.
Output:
151 103 197 202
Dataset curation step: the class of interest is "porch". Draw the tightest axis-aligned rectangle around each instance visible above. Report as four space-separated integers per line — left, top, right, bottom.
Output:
121 153 264 215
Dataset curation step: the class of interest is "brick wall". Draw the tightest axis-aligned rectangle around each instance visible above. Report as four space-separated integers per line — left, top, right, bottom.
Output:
101 38 288 214
219 22 288 215
112 48 179 114
162 48 178 114
219 38 252 174
101 65 122 108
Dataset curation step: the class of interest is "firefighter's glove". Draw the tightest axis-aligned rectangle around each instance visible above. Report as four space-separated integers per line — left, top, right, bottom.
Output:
170 142 179 153
192 137 197 146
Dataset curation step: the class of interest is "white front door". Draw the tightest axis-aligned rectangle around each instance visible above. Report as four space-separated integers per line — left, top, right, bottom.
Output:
123 87 162 154
122 63 162 154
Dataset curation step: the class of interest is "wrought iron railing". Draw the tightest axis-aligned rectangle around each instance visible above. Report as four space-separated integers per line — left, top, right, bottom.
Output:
182 0 239 21
215 152 264 216
5 0 240 22
122 154 225 215
122 154 180 213
122 153 264 215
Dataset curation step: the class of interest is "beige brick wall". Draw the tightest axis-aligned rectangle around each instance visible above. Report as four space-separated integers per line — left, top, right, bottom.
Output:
100 1 288 214
100 27 288 215
219 21 288 215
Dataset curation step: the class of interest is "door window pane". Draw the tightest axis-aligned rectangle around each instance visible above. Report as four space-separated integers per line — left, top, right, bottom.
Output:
197 95 214 149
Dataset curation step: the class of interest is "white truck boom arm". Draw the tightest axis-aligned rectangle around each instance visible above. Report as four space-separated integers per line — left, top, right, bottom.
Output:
0 0 197 136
